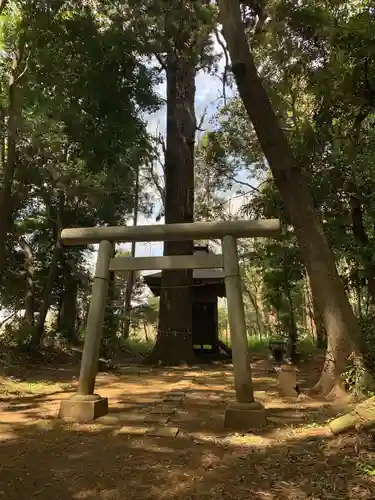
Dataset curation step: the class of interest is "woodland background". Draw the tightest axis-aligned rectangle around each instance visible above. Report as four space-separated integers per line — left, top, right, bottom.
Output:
0 0 374 395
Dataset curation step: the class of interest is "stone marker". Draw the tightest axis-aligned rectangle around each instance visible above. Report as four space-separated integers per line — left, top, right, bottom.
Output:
147 426 179 438
278 364 298 398
163 395 184 402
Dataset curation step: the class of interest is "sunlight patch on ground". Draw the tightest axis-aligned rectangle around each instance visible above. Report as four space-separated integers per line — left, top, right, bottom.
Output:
0 430 17 441
0 378 70 397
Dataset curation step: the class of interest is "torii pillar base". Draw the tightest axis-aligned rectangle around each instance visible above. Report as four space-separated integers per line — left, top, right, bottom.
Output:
59 394 108 423
224 401 266 431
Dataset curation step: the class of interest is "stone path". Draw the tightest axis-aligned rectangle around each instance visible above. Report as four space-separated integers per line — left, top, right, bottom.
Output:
96 368 336 440
98 379 193 438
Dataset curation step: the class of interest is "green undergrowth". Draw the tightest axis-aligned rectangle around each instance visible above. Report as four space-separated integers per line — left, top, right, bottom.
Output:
121 337 154 356
358 461 375 477
221 334 323 357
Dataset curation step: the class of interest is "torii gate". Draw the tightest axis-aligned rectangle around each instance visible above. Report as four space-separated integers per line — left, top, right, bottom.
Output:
58 219 280 430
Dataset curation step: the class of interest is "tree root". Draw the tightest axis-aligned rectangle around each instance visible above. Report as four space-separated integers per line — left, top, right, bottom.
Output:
329 396 375 435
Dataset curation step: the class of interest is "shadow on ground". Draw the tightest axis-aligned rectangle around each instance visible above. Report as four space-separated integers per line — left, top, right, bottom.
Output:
0 360 373 499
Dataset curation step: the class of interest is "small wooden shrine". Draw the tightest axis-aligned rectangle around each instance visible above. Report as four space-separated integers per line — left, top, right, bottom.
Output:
143 245 227 355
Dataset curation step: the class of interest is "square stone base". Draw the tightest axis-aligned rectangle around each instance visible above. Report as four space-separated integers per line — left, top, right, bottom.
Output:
59 396 108 423
224 401 266 431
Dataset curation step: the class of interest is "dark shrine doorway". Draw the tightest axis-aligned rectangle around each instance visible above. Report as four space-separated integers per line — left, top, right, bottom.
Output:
143 245 229 359
192 301 219 354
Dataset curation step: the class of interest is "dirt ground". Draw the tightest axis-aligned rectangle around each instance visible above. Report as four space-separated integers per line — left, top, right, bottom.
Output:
0 355 374 500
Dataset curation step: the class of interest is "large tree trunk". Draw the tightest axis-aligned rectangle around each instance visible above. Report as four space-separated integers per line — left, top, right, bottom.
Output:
0 37 26 279
147 53 197 365
219 0 374 394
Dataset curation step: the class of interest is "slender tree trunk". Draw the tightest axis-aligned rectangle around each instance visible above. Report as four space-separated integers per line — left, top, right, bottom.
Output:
147 53 197 365
356 277 362 318
0 107 5 173
31 192 64 348
301 279 309 333
58 274 79 343
285 281 298 362
0 37 26 278
19 238 34 326
219 0 374 394
123 163 140 339
143 322 149 343
306 270 326 348
349 192 375 305
102 268 117 357
32 239 61 347
243 282 264 337
312 292 327 349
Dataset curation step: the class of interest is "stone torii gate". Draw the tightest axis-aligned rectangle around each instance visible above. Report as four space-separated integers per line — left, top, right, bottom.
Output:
58 219 280 430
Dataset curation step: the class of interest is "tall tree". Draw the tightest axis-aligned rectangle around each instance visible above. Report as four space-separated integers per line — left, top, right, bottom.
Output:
0 2 32 278
218 0 374 394
144 0 215 364
0 1 159 347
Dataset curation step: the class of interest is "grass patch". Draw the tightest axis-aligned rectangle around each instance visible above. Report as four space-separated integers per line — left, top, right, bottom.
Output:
0 377 72 399
358 461 375 477
123 337 154 356
220 334 324 357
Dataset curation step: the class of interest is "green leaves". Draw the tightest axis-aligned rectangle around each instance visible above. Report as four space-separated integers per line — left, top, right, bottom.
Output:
0 0 162 319
29 4 159 173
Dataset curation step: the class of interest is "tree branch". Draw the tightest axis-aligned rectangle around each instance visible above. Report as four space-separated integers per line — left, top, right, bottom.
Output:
221 171 261 192
154 53 167 71
196 105 208 132
214 27 229 104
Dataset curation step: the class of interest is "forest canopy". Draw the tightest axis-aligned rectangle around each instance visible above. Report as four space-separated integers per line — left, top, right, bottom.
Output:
0 0 375 395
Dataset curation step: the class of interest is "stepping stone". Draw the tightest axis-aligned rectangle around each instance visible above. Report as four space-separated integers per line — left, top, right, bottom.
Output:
97 412 146 425
267 416 291 425
147 426 179 438
161 401 182 409
117 425 149 435
144 414 170 424
267 414 305 425
150 406 176 415
163 395 184 402
133 397 158 404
